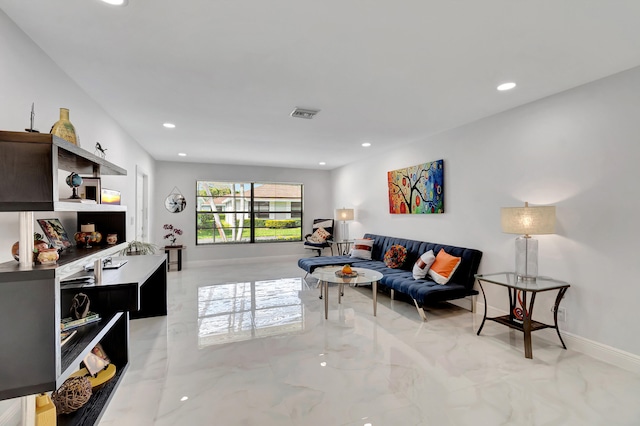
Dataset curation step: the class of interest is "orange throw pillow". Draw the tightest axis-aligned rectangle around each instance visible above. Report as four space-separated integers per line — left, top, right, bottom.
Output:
428 249 462 285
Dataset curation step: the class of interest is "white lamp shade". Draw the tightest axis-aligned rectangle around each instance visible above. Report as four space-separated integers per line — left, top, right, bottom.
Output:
81 224 96 233
335 208 354 221
501 203 555 235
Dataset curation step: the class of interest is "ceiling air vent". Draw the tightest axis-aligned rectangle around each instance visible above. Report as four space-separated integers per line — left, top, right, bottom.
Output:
290 107 320 119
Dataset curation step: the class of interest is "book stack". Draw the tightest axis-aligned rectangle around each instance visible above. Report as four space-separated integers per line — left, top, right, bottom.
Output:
60 312 101 331
60 329 77 346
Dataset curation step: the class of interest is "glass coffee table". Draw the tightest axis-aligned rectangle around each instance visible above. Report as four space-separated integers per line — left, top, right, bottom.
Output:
311 266 383 319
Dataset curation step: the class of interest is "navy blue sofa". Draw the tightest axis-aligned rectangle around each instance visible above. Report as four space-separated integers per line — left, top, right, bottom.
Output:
298 233 483 320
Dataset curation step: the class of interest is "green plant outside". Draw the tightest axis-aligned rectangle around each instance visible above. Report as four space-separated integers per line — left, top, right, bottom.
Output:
196 227 301 243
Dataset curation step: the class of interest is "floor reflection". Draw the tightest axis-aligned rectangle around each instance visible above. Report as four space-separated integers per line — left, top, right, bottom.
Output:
197 277 306 347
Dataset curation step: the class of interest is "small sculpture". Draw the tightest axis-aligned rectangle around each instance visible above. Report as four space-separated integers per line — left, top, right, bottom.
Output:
94 142 107 159
25 102 39 133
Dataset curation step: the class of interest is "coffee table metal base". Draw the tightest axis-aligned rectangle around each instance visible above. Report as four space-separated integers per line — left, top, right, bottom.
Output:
311 267 382 320
319 279 377 319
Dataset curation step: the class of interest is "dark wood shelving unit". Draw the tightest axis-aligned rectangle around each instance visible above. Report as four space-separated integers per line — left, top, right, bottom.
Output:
0 130 126 212
59 313 123 380
57 312 129 426
56 365 128 426
0 131 161 425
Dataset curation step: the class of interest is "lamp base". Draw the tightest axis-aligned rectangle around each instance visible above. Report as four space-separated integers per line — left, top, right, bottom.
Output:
515 236 538 280
340 221 350 241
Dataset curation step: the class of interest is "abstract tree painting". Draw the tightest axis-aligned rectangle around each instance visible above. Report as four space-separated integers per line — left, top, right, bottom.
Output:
387 159 444 214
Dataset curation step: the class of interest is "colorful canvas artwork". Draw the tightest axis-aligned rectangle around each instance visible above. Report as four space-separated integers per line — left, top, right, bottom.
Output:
387 159 444 214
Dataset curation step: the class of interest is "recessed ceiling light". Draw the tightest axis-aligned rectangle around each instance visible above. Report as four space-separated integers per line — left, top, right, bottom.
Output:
319 162 326 166
163 123 176 128
100 0 128 5
178 153 187 157
361 142 371 147
180 396 188 402
497 82 516 91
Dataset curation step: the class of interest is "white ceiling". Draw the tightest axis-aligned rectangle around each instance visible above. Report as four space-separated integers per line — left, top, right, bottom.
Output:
2 0 640 170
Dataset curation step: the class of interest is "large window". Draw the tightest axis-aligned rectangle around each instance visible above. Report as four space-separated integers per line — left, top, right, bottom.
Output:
196 181 303 244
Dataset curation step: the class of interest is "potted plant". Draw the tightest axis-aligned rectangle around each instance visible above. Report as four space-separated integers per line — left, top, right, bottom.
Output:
120 241 157 256
163 224 183 247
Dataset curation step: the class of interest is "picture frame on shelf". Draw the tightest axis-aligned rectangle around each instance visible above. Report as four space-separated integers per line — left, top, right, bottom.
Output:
79 177 101 203
37 218 72 250
101 188 121 205
82 343 110 377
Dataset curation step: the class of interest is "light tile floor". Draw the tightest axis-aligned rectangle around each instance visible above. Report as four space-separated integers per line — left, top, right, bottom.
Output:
99 259 640 425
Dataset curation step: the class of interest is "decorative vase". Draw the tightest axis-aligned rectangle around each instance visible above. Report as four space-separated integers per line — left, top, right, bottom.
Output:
74 231 102 248
50 108 79 146
11 240 50 262
37 248 59 265
106 234 118 245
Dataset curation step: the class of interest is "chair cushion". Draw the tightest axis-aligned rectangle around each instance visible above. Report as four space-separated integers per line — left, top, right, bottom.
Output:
412 249 436 279
350 238 374 260
428 249 462 284
297 256 362 273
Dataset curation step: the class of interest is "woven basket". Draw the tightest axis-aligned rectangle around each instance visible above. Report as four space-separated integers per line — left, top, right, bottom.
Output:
51 376 92 414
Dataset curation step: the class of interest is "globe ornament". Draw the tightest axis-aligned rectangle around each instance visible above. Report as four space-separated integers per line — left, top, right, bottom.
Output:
66 172 83 199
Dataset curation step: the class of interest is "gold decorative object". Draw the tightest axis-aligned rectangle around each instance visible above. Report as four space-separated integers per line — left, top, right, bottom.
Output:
69 364 116 389
51 376 92 414
50 107 78 146
35 393 56 426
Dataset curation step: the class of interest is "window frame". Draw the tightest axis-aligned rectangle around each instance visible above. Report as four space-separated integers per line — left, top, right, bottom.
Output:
195 181 303 245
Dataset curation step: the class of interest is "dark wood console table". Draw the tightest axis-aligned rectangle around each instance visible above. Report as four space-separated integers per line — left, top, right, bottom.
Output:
61 255 168 319
475 272 570 359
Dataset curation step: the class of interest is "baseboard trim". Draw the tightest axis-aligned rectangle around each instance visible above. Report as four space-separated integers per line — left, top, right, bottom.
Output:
449 296 474 312
535 327 640 374
187 254 302 268
479 303 640 374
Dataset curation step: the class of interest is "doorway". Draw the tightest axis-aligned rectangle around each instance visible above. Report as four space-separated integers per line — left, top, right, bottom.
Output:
135 165 150 242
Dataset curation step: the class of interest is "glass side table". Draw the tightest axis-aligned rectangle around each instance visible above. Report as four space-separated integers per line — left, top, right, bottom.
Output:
333 239 354 256
475 272 570 359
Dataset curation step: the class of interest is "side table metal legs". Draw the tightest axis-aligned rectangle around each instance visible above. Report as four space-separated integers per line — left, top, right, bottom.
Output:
553 287 569 349
476 280 488 335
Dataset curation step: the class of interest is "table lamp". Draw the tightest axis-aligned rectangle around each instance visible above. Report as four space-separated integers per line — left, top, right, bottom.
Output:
501 202 555 280
335 207 354 241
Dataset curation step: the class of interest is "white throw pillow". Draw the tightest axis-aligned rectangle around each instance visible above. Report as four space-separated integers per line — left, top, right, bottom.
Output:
308 227 331 243
350 238 374 260
412 249 436 279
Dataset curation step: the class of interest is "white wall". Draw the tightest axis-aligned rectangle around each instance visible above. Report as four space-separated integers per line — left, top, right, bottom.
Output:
332 66 640 356
0 10 156 263
154 161 332 263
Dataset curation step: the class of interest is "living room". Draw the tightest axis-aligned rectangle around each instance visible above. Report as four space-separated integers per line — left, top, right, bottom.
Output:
1 1 640 425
